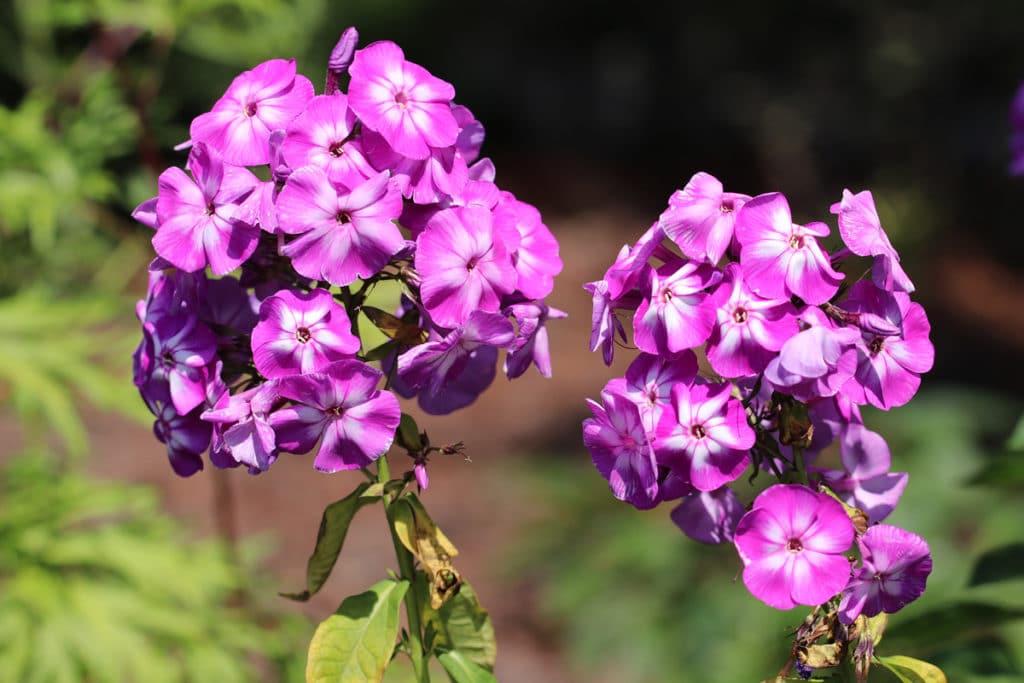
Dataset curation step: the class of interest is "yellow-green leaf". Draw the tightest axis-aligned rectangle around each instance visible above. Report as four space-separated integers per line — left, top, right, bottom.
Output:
422 579 496 669
437 650 498 683
875 655 947 683
392 494 461 609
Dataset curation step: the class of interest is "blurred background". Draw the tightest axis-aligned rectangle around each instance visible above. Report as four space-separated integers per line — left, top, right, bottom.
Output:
1 0 1023 681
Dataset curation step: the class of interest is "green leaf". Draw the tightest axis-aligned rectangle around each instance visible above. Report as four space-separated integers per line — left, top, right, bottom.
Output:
883 602 1024 652
969 454 1024 491
437 650 498 683
392 494 461 609
968 543 1024 586
306 579 409 683
282 482 375 601
422 580 496 669
397 413 424 451
875 655 947 683
1006 412 1024 451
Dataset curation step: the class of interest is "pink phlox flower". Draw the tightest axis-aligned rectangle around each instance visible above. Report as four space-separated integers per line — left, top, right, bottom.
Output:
583 276 628 366
764 306 860 402
605 221 670 300
141 312 218 416
735 192 844 305
281 94 376 187
830 189 915 294
493 192 563 300
840 281 934 410
659 172 751 264
276 166 405 286
706 263 799 378
671 486 746 545
621 350 698 432
270 359 400 472
325 27 360 94
251 288 360 379
583 384 660 510
453 104 485 163
132 197 159 229
814 423 908 524
734 484 855 610
190 59 314 166
838 524 932 624
362 128 468 205
347 40 459 160
504 300 567 379
153 143 261 275
633 261 722 355
415 205 517 328
655 381 754 492
144 386 212 477
203 380 280 473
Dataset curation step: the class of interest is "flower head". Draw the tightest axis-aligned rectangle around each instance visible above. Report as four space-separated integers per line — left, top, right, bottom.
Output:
838 524 932 623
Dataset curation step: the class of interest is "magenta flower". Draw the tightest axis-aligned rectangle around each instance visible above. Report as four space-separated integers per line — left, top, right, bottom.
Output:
493 193 563 300
281 94 376 186
190 59 314 166
583 386 660 510
735 193 844 305
276 167 405 286
734 484 855 610
621 351 698 431
347 40 459 160
764 306 860 402
671 487 745 545
838 524 932 624
139 312 217 416
633 261 721 355
656 382 754 491
659 172 750 263
583 276 627 366
830 189 915 294
144 391 212 478
362 129 469 205
152 143 260 275
415 206 517 328
270 360 400 472
251 288 360 379
815 423 908 523
706 263 798 378
504 301 568 379
203 381 280 473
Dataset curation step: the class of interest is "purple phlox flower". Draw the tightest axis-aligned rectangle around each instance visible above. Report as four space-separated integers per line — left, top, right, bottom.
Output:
838 524 932 624
281 94 376 186
362 128 468 205
251 288 360 379
802 394 861 454
414 461 430 490
504 300 567 379
146 388 212 477
583 385 660 510
815 423 908 524
655 468 694 503
139 311 218 416
190 59 314 166
659 172 751 264
583 276 627 366
203 380 281 473
198 275 259 337
347 40 459 160
139 268 206 323
398 310 514 400
270 359 400 472
415 205 517 328
453 104 485 164
671 486 746 545
621 350 698 432
830 189 915 294
633 261 722 355
605 221 670 300
706 263 799 379
1010 82 1024 175
417 344 501 415
276 166 405 286
655 381 754 492
734 484 855 610
840 281 933 410
735 192 844 305
468 157 496 183
325 27 359 94
153 143 261 275
494 192 563 300
132 197 159 229
764 306 860 402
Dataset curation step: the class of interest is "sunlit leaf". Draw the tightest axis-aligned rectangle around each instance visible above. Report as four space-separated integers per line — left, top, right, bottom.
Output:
437 650 498 683
392 494 461 609
421 578 496 669
875 655 947 683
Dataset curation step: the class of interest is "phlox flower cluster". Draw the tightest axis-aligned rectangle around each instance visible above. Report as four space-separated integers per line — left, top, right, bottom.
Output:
133 28 563 481
583 172 932 621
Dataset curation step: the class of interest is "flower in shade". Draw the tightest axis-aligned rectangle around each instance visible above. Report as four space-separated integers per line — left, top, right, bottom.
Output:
204 380 280 473
1011 82 1024 176
251 288 360 379
671 486 745 545
152 143 260 275
144 388 212 478
633 261 721 355
139 312 218 416
734 192 844 305
734 484 855 610
659 172 750 264
276 167 405 286
830 189 914 294
270 359 400 472
415 206 517 328
583 385 660 510
655 381 754 492
347 40 459 160
190 59 314 166
838 524 932 623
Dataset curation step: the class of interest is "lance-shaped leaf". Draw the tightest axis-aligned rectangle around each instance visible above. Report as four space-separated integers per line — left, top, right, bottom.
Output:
361 306 429 346
283 482 377 601
421 576 496 669
306 579 409 683
437 650 498 683
968 543 1024 587
875 655 947 683
392 493 461 608
396 413 425 451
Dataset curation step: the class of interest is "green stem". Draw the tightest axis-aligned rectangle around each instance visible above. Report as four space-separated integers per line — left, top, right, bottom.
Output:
378 457 430 682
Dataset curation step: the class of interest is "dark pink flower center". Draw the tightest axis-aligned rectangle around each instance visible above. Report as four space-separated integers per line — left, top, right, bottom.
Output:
329 141 345 157
720 200 734 213
789 233 806 250
691 424 707 439
205 201 216 216
327 405 344 418
869 337 885 355
466 257 479 271
786 538 803 553
295 326 312 344
732 307 748 324
336 211 352 225
161 351 175 368
394 90 410 108
244 102 258 117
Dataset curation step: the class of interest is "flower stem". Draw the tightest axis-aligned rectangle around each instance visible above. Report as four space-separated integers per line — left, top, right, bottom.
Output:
378 456 430 682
